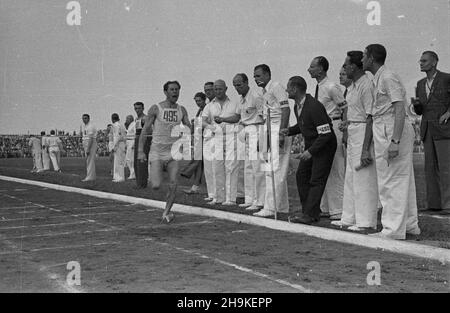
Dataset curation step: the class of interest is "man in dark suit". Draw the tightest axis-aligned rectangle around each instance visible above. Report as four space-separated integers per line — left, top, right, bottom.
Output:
281 76 337 224
412 51 450 214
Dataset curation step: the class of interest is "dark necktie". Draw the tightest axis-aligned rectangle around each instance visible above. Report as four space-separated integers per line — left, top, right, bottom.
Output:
314 84 319 100
343 88 348 99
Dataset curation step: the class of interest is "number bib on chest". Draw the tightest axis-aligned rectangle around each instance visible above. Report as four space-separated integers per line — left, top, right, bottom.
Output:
163 108 179 123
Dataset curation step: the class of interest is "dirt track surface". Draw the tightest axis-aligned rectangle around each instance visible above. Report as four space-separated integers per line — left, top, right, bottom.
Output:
0 180 448 293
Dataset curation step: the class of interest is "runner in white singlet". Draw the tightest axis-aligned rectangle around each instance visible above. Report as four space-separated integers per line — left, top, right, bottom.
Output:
138 81 191 223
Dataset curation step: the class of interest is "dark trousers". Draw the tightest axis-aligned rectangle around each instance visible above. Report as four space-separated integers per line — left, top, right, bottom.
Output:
296 138 337 219
423 129 450 209
134 130 151 188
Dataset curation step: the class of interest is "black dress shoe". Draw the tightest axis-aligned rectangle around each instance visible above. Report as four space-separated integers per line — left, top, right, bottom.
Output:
288 214 319 225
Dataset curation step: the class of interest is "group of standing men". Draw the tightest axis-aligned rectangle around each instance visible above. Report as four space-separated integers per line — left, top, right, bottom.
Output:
28 130 64 173
80 103 152 186
76 43 448 237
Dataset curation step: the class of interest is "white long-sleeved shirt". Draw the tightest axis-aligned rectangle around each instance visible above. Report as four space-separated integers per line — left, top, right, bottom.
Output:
112 121 127 149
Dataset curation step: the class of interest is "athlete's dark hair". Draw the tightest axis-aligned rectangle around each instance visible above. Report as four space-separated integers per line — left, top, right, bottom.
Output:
163 81 181 91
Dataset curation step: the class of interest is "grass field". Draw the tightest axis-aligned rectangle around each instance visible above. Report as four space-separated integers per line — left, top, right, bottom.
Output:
0 156 449 293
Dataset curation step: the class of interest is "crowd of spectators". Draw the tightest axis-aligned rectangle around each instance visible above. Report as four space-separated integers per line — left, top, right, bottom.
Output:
0 129 110 158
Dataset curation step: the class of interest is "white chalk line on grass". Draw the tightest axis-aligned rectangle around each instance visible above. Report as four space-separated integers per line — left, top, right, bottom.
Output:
0 194 124 232
0 221 90 230
0 241 121 255
0 175 449 264
136 220 214 229
0 210 155 223
2 228 121 240
140 238 313 293
0 205 40 210
419 214 450 221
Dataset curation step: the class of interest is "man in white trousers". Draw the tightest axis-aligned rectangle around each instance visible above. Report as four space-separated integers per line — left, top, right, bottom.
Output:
253 64 292 217
233 73 266 211
125 115 136 180
202 80 241 205
41 131 51 171
28 135 43 173
362 44 420 240
81 114 97 182
202 82 216 202
111 113 127 183
332 51 379 231
308 56 346 220
46 130 64 172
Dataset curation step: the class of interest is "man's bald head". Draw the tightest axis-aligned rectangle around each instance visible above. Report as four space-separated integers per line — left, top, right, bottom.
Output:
214 79 228 100
214 79 227 88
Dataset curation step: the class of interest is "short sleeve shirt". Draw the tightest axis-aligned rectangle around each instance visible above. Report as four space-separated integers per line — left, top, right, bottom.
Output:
82 122 97 142
371 65 406 117
240 88 264 126
346 74 374 122
261 80 289 122
202 97 240 125
317 76 345 119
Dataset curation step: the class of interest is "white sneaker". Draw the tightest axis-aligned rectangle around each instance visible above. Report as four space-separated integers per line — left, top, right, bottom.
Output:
204 197 214 201
222 201 236 206
246 205 262 211
239 203 252 208
407 229 421 236
207 200 221 205
330 220 353 227
368 232 396 240
329 214 342 220
112 179 125 183
253 210 274 217
348 225 362 232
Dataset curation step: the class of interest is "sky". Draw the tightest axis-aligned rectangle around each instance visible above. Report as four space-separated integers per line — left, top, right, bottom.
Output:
0 0 449 134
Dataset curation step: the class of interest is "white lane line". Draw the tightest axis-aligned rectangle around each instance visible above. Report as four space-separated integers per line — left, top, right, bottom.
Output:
0 195 123 232
140 238 312 293
0 241 121 255
0 205 40 210
0 221 89 230
2 175 449 263
137 220 214 229
419 214 450 221
2 228 121 240
0 210 153 222
13 189 28 191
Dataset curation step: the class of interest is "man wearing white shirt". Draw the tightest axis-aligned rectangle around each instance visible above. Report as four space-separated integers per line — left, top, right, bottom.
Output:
41 131 51 171
362 44 420 240
28 135 43 173
81 114 97 181
125 115 136 180
233 73 266 211
308 56 345 220
202 79 241 205
332 51 378 231
202 82 216 201
253 64 292 217
111 113 127 182
46 130 64 172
